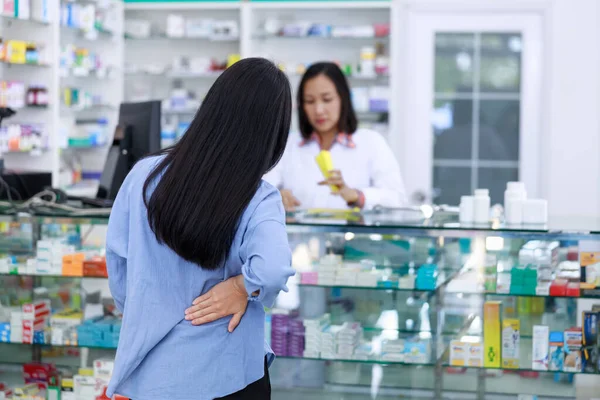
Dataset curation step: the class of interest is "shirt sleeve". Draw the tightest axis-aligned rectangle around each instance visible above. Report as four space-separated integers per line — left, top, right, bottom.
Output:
360 132 408 210
106 188 130 313
240 189 295 308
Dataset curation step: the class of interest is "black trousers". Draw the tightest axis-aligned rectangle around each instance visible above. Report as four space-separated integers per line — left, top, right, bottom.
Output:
215 357 271 400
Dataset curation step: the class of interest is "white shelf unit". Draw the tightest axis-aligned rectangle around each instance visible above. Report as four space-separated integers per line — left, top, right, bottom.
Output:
0 5 60 187
246 1 391 134
0 0 124 193
124 2 241 147
123 0 391 140
58 0 124 196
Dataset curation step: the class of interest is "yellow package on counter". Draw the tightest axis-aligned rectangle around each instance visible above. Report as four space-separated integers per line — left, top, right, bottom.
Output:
483 301 502 368
315 150 338 193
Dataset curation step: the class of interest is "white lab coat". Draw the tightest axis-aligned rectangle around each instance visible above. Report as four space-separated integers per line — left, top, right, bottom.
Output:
264 129 407 210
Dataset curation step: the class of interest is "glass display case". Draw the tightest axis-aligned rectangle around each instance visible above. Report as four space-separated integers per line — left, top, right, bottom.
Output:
1 207 599 399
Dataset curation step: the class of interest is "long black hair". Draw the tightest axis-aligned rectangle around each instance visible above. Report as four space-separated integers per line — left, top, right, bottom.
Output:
143 58 292 270
297 62 358 139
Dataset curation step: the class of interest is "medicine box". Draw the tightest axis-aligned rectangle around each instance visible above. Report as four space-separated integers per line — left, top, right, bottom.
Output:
502 319 520 369
483 301 502 368
549 331 565 371
449 340 467 366
532 325 549 371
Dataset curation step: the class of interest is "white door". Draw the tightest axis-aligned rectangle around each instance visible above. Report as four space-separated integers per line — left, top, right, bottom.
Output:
392 5 543 206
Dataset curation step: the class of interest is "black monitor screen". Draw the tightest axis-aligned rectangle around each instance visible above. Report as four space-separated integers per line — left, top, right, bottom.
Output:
97 146 120 199
96 101 161 199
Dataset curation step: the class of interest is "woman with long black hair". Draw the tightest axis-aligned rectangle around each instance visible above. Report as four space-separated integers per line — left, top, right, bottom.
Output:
105 58 295 400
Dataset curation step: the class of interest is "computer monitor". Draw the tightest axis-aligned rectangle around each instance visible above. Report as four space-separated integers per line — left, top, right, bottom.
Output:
96 101 161 201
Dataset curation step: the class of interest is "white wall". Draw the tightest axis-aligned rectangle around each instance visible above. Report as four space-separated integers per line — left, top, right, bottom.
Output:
544 0 600 219
394 0 600 219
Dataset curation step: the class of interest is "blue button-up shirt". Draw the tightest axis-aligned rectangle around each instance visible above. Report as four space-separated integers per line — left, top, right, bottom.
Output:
105 156 294 400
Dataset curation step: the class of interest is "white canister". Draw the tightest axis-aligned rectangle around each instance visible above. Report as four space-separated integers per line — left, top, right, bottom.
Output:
473 189 490 224
522 199 548 224
459 195 475 224
505 198 523 225
504 181 526 222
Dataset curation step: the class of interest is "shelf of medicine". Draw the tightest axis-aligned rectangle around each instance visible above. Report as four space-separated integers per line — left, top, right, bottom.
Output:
125 35 239 42
253 35 390 41
297 283 442 293
60 104 118 114
60 25 116 38
125 71 223 79
0 15 50 26
441 336 600 376
0 271 106 279
61 70 116 80
0 60 50 68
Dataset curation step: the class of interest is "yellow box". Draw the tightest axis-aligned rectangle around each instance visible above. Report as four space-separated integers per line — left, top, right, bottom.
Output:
502 318 520 369
449 340 467 366
6 40 27 64
467 342 484 367
483 301 502 368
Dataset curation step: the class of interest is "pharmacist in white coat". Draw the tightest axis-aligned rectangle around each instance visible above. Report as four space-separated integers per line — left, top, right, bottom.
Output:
265 62 407 211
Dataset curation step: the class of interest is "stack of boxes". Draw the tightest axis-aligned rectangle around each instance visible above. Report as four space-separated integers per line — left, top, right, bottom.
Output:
36 239 76 275
564 327 583 372
77 317 121 348
302 314 330 359
22 300 50 344
300 255 382 288
50 309 83 346
287 319 305 358
415 264 438 290
10 309 23 343
269 310 305 357
449 340 484 367
514 241 561 296
0 256 19 274
509 267 538 296
23 362 59 390
270 309 290 357
381 339 405 362
320 322 362 360
62 253 86 277
93 358 115 398
0 321 9 343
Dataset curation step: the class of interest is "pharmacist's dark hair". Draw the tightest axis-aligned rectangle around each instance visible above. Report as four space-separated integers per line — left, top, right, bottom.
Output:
143 58 292 270
298 62 357 139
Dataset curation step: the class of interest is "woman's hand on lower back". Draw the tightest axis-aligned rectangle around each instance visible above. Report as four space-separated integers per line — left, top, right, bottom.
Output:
185 275 248 332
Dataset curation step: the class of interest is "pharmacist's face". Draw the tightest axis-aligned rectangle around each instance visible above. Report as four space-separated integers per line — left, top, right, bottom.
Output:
303 74 342 135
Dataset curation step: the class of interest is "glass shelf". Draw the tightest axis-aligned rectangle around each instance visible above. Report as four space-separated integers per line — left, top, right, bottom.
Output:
442 363 600 376
125 35 238 42
0 271 106 279
298 283 439 293
254 35 390 41
278 355 435 367
0 60 50 67
0 14 50 25
1 208 600 240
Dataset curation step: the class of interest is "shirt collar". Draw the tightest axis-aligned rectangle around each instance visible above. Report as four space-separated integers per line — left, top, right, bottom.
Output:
299 133 356 150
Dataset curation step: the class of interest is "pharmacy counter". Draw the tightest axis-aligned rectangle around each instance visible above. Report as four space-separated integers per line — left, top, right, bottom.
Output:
0 208 600 399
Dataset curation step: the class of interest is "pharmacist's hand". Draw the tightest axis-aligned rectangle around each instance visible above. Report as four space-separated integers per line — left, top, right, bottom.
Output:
185 275 248 332
319 170 360 205
281 189 301 212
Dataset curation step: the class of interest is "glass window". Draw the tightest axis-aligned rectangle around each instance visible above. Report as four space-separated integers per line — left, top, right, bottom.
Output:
432 32 522 205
